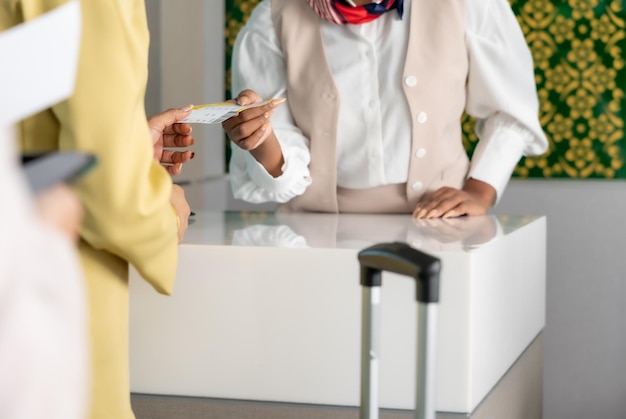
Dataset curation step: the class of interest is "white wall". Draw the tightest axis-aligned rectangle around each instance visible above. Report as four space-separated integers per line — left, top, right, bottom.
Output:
495 179 626 419
146 0 230 212
146 4 626 418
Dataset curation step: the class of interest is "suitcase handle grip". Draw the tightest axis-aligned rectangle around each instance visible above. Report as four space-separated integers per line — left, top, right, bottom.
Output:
358 242 440 303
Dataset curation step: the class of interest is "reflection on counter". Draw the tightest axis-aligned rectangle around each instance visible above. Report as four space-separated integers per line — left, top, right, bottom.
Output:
184 211 540 253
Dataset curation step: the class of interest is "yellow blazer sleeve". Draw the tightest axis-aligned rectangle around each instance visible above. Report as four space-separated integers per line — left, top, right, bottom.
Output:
25 0 178 294
2 0 179 294
61 0 178 294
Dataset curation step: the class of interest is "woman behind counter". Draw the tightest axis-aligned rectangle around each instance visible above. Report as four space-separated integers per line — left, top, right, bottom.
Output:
223 0 548 218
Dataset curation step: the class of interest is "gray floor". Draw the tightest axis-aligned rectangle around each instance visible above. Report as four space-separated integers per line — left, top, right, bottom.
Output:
131 396 422 419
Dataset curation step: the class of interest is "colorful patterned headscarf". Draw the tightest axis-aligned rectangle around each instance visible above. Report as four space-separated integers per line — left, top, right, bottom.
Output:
306 0 404 25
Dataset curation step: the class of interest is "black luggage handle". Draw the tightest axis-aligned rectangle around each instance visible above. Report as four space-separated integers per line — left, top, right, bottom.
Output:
358 242 441 303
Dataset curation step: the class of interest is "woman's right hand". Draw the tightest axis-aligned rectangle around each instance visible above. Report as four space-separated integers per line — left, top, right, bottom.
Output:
222 89 286 177
36 184 83 242
222 89 285 150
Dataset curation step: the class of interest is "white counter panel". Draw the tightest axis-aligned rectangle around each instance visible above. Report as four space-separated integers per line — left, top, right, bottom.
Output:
130 212 546 414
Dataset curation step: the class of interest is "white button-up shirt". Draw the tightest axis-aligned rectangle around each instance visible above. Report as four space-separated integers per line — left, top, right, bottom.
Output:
230 0 548 204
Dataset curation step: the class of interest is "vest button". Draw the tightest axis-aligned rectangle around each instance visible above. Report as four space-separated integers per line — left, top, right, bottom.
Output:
416 112 428 124
405 75 417 87
411 181 424 191
415 148 426 158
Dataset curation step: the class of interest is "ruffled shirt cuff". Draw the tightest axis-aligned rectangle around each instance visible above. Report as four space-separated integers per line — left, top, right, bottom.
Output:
230 144 312 204
469 115 531 203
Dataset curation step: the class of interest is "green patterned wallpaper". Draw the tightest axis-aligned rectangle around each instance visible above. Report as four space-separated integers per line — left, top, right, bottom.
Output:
225 0 626 179
225 0 262 101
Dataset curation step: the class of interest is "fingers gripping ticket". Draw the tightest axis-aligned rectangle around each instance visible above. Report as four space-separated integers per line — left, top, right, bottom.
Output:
223 98 287 151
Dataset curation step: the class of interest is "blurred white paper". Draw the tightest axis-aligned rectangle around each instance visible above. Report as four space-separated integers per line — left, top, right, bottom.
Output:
0 0 81 126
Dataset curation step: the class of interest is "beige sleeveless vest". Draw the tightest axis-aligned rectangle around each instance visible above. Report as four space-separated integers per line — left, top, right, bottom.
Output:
271 0 468 213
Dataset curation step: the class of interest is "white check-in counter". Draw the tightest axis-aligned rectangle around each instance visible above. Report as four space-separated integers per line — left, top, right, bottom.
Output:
129 212 546 417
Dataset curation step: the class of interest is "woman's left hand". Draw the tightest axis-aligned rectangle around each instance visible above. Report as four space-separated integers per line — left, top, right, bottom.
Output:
412 178 496 219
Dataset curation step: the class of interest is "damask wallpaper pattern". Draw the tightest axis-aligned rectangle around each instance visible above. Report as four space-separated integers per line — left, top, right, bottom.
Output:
224 0 626 179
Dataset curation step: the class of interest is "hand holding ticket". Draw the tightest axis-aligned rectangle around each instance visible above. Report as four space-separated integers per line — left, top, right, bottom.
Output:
179 99 276 125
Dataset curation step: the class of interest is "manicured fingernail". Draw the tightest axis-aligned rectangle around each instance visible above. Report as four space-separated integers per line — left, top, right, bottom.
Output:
237 96 250 106
182 104 194 111
443 211 456 218
271 98 287 107
191 152 195 159
426 210 439 218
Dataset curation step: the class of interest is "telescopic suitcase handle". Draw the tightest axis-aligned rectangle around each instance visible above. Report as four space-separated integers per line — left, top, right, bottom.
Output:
358 242 441 419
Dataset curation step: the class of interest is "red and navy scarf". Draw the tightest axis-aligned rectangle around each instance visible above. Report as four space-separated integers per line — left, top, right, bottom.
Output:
306 0 404 25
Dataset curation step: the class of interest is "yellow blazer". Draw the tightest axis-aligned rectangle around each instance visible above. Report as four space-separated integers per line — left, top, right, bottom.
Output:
1 1 179 418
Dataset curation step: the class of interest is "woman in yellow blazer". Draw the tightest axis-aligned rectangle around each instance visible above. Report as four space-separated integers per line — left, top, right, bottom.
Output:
0 1 191 418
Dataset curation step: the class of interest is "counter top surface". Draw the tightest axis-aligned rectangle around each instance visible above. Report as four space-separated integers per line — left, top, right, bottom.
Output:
183 211 540 252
